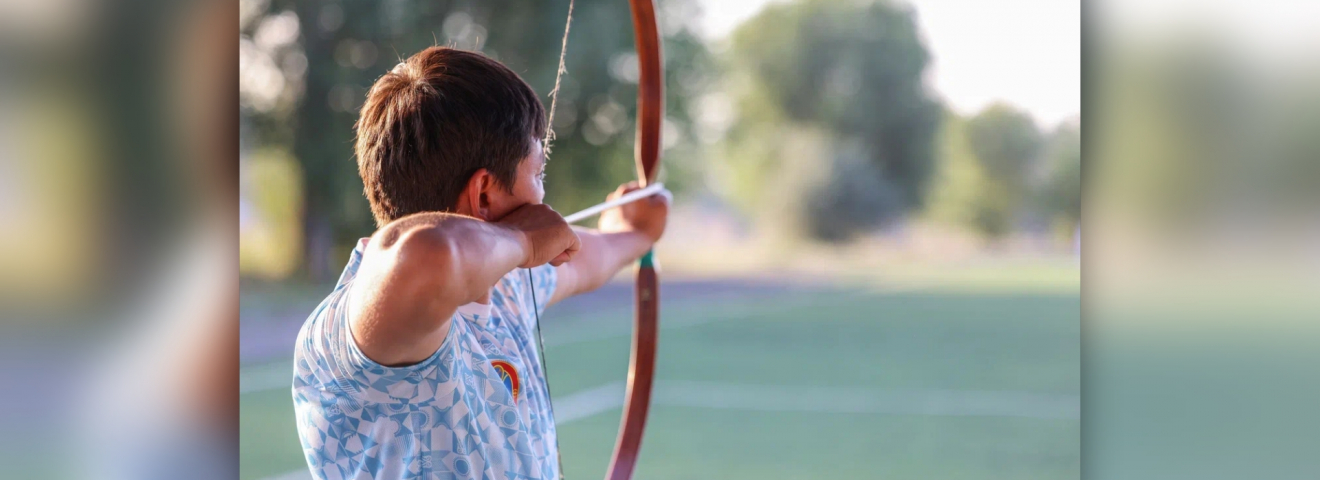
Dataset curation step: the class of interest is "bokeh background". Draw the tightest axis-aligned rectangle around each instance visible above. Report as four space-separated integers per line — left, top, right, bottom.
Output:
1088 0 1320 478
238 0 1079 479
0 0 1315 478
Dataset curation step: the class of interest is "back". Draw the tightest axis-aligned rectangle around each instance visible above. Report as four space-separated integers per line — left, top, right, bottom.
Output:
292 243 560 480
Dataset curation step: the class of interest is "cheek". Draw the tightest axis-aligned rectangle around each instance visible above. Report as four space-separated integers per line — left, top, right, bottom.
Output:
532 179 545 204
496 177 543 218
519 172 544 205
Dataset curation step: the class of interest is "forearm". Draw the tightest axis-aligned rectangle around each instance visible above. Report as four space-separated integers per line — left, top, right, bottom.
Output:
434 216 530 304
571 227 654 291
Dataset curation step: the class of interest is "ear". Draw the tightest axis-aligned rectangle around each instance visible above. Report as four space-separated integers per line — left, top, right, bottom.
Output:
460 168 495 220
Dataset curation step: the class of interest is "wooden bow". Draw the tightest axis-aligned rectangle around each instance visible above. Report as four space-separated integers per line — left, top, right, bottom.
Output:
604 0 663 479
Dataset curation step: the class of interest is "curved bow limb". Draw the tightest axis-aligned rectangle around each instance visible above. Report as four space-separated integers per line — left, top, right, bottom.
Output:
603 0 664 479
605 251 659 480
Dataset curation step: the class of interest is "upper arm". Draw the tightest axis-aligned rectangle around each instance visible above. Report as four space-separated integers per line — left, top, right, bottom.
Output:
348 225 462 366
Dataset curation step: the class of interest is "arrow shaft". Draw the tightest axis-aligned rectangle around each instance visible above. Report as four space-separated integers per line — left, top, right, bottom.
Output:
561 183 666 225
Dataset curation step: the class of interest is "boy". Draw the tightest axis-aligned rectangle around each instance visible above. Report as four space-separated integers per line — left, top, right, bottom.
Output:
292 47 668 480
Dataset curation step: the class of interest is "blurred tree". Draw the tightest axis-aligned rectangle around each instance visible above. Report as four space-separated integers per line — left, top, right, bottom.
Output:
926 113 987 234
925 112 1012 239
722 0 942 243
240 0 711 279
1035 122 1081 236
803 140 908 242
239 148 304 279
924 104 1049 240
965 103 1043 192
963 103 1042 238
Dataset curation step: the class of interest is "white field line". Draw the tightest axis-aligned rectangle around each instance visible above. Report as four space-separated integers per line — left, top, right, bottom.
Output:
549 381 628 424
260 379 1077 480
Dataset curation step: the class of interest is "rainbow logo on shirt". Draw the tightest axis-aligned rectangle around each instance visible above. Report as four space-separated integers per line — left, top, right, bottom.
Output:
491 360 520 404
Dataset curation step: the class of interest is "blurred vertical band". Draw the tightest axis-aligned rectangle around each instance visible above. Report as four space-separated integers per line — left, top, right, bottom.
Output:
0 0 237 477
1089 0 1320 479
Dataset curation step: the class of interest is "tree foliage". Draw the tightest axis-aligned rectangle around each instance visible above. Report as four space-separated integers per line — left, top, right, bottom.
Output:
926 112 1010 239
721 0 942 242
965 103 1043 188
1036 123 1081 232
241 0 712 278
925 104 1058 240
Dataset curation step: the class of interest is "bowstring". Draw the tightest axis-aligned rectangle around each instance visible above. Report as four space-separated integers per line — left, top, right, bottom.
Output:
543 0 576 156
537 3 574 478
526 268 564 480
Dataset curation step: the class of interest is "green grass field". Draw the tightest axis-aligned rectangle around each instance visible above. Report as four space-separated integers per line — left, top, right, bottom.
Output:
241 276 1079 479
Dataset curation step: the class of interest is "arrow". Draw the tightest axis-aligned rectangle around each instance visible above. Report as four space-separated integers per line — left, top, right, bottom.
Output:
562 183 669 225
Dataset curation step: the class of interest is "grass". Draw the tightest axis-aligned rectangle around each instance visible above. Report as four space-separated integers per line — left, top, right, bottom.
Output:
240 271 1079 479
241 388 308 478
560 407 1078 480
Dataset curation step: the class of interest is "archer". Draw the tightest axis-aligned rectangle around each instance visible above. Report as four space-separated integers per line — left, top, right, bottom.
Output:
291 46 668 480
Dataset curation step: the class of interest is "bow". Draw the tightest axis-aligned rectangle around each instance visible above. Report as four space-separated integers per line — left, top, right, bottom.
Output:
604 1 663 479
542 0 663 476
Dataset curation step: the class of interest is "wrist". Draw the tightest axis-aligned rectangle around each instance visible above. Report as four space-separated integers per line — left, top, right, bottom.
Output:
498 222 534 268
599 219 654 241
623 229 658 253
630 224 661 245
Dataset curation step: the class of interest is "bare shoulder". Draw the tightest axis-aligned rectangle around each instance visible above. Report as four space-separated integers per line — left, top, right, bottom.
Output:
348 213 461 366
369 213 457 260
355 213 468 308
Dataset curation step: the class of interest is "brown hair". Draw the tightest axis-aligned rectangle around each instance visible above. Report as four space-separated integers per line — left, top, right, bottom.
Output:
354 47 547 226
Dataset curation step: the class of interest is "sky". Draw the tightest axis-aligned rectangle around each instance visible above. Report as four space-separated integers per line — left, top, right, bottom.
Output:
695 0 1081 128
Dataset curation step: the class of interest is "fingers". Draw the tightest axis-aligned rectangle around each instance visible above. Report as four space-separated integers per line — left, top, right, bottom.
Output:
548 235 579 266
607 181 641 201
647 187 672 205
550 226 580 266
564 231 581 258
500 202 582 267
